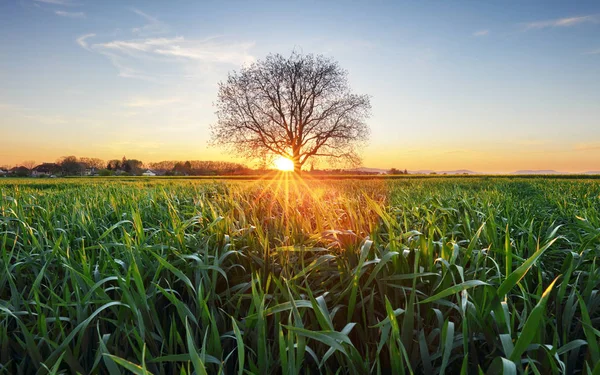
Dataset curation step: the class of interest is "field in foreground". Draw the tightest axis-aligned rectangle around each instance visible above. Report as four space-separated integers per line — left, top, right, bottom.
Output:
0 177 599 374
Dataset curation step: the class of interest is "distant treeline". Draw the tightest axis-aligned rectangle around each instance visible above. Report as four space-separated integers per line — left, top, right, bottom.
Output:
146 160 251 176
1 156 413 177
0 156 252 177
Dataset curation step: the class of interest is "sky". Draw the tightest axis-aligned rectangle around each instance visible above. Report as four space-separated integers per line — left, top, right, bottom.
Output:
1 0 599 173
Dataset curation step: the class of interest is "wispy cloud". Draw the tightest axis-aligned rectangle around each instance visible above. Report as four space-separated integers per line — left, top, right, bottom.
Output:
131 8 169 36
74 8 254 82
125 97 182 108
34 0 75 5
87 36 254 81
574 142 600 151
473 29 489 37
0 102 35 112
517 139 552 146
101 140 164 154
0 103 17 111
22 114 69 125
584 48 600 55
442 149 483 155
76 33 95 50
522 15 599 30
55 10 85 18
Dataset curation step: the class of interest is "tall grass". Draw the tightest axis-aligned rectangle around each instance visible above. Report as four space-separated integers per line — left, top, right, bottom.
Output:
0 177 598 374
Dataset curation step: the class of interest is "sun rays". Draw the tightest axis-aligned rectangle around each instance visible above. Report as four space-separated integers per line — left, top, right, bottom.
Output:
246 169 350 238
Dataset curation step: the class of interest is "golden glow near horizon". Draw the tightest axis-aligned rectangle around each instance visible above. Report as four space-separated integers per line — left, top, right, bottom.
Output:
273 156 295 172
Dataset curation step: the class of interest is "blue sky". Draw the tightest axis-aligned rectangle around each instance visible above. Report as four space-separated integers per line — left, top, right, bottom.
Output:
1 0 599 172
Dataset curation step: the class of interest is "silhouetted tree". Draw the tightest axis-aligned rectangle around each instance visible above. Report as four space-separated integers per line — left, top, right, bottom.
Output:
121 156 130 173
125 159 144 175
148 161 176 174
173 161 191 175
21 160 36 170
211 52 371 174
106 160 121 171
11 166 30 177
80 157 105 170
58 156 84 176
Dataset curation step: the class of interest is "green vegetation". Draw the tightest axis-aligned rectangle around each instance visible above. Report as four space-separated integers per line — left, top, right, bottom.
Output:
1 177 599 374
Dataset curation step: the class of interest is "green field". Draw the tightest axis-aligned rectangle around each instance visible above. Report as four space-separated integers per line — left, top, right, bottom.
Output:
1 177 599 374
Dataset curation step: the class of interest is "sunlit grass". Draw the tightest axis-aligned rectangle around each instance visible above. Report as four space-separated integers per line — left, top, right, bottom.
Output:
0 177 598 374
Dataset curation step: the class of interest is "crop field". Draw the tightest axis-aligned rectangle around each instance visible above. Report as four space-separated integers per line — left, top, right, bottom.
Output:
0 177 599 374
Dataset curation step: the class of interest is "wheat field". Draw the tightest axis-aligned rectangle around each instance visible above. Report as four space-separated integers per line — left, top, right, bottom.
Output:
0 177 599 374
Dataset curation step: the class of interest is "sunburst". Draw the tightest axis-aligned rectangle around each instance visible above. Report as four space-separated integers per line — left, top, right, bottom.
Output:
273 156 294 172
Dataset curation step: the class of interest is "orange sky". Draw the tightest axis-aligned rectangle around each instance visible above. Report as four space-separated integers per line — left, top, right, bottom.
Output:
2 137 599 173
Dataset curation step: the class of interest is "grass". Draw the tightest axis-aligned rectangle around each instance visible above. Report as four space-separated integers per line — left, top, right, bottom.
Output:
0 176 599 374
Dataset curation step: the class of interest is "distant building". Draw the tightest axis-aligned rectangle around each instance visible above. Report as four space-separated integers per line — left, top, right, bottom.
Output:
142 170 157 176
84 167 98 176
0 169 7 176
32 163 61 177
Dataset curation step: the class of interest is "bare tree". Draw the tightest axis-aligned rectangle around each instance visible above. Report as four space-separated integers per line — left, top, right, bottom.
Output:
22 160 36 170
80 157 105 170
211 52 371 174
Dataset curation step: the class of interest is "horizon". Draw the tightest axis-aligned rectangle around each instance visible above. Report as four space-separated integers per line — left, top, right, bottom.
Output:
2 157 599 175
2 1 600 172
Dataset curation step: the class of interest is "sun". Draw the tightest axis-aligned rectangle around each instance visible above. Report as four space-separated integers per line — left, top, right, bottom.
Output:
273 156 294 172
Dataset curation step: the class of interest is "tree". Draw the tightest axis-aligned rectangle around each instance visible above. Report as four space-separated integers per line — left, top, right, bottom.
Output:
106 159 121 171
125 159 144 175
58 156 84 176
173 161 192 175
211 52 371 174
22 160 36 170
80 157 105 170
121 156 130 173
148 161 176 174
12 166 30 177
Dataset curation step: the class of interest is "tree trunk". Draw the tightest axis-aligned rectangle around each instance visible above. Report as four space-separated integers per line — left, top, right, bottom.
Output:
292 148 302 175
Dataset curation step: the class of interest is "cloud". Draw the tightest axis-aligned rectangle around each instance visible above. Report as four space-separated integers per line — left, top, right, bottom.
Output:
584 48 600 55
55 10 85 18
523 15 599 30
473 29 489 37
131 8 169 36
0 103 16 111
101 140 164 154
76 33 95 50
87 36 255 81
517 139 551 146
442 149 482 155
22 114 69 125
0 102 34 112
75 8 254 82
125 97 182 108
574 142 600 151
34 0 75 4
